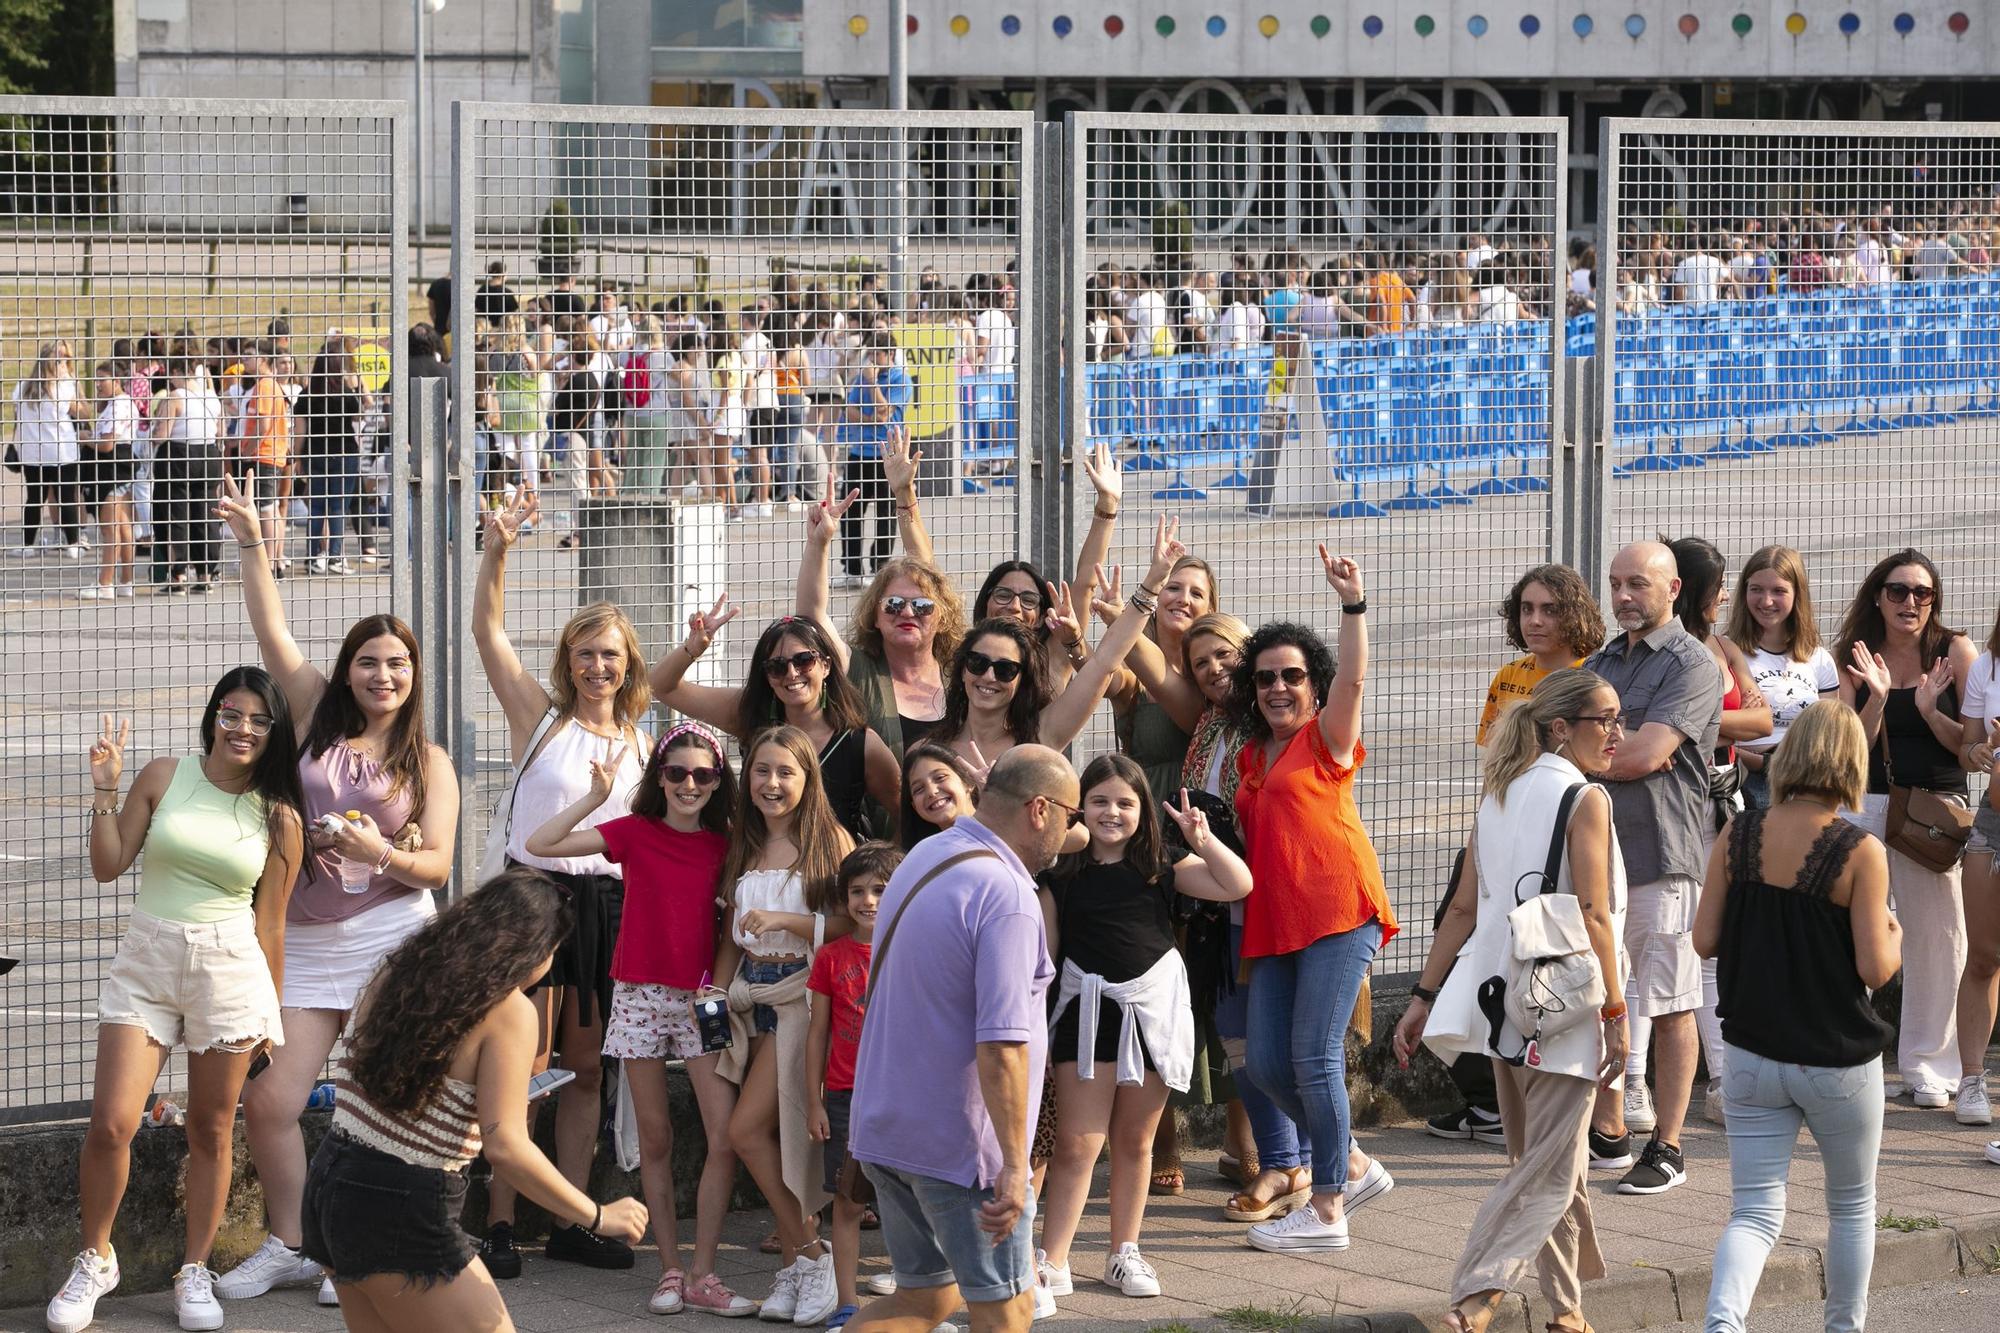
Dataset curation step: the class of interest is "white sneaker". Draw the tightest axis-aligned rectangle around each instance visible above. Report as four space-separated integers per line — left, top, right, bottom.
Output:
65 544 84 560
1956 1074 1992 1126
1343 1158 1394 1216
1102 1243 1161 1298
79 585 113 599
326 560 354 575
215 1234 323 1299
1985 1140 2000 1166
1030 1278 1056 1321
46 1248 119 1333
1035 1250 1073 1296
864 1273 897 1297
309 556 330 575
1913 1084 1952 1109
758 1260 799 1322
1624 1079 1657 1133
174 1263 225 1332
317 1277 338 1307
1704 1079 1727 1126
116 583 134 598
1247 1203 1349 1253
792 1253 839 1328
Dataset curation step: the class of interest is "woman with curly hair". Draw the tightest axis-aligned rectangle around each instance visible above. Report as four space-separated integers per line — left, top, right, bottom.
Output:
1476 564 1607 745
301 867 646 1330
650 602 899 841
1228 549 1398 1255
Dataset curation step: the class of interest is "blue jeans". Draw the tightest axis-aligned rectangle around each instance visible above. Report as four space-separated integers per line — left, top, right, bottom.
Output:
1219 924 1311 1170
862 1162 1035 1306
1245 920 1381 1195
1705 1047 1881 1333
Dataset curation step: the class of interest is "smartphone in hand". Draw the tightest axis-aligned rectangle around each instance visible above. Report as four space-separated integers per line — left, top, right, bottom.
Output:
527 1068 577 1102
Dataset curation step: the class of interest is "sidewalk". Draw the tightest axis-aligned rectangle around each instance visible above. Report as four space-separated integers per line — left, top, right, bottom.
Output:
11 1099 1999 1333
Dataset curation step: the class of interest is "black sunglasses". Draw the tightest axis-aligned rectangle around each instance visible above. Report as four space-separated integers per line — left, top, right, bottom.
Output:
882 595 937 619
763 650 823 678
1883 581 1936 606
964 650 1024 684
1253 666 1311 688
661 764 722 787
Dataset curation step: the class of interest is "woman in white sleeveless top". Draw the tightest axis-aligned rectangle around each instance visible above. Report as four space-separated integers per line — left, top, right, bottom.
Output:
1393 668 1629 1333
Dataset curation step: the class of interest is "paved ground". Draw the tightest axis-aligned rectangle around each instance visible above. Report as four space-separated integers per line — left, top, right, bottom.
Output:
1647 1274 2000 1333
9 1090 1998 1333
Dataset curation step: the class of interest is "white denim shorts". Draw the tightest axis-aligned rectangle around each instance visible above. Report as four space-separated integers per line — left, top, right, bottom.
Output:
99 909 284 1053
282 890 434 1011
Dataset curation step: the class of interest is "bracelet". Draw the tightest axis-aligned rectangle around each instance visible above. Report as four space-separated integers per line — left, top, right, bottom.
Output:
1341 599 1368 616
588 1202 602 1235
1093 506 1118 521
1138 580 1162 597
92 805 118 817
1409 983 1439 1004
94 786 117 792
373 843 396 875
1127 590 1158 615
1600 1001 1628 1022
238 538 264 550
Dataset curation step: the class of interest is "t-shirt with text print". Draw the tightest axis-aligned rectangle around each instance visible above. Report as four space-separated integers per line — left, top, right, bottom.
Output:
1477 655 1582 746
807 935 872 1092
1739 646 1839 754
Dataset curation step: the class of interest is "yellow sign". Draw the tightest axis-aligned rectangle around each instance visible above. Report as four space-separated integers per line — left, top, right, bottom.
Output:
353 341 392 395
895 322 961 443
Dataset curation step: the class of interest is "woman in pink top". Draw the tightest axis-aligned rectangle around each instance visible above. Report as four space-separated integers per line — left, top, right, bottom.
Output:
212 474 462 1305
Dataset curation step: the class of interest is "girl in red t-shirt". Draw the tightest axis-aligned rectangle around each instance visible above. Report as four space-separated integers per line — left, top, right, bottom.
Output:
526 721 757 1317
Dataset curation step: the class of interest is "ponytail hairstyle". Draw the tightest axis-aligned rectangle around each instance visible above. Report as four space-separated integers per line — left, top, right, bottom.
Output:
1482 667 1614 803
722 724 853 915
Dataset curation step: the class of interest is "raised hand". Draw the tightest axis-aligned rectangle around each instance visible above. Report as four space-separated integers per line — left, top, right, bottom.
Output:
1144 515 1186 588
962 739 994 789
885 432 923 497
484 488 539 551
1090 563 1125 627
585 738 619 807
1044 580 1083 648
807 487 862 543
215 473 260 544
1845 641 1892 698
1161 788 1211 853
1914 656 1954 716
1318 543 1364 603
686 593 739 656
1078 438 1123 509
90 713 130 791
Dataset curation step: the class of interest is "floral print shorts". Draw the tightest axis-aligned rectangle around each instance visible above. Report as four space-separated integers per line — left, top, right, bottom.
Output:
601 981 705 1062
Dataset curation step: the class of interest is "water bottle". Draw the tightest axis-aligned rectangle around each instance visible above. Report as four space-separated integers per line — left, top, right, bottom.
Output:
338 811 373 893
145 1099 185 1128
306 1082 336 1110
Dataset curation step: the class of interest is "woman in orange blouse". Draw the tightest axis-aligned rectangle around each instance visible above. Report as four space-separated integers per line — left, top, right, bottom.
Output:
1230 547 1399 1256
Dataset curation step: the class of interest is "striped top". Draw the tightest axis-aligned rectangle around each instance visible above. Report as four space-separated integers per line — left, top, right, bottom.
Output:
332 1067 482 1170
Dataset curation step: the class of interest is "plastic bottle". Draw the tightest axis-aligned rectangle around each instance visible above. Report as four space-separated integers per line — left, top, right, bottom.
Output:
338 811 373 893
145 1099 185 1128
305 1082 336 1110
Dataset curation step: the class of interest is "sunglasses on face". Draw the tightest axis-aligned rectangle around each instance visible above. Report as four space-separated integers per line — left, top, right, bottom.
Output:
215 710 276 736
987 586 1044 611
1039 793 1085 827
1883 582 1936 606
964 651 1024 684
763 650 823 678
882 596 937 619
1253 666 1311 689
661 764 722 787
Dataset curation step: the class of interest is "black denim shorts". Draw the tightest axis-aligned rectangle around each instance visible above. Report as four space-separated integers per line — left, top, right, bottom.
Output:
301 1129 478 1287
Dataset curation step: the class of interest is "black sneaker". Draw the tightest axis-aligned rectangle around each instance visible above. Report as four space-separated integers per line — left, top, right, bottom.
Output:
544 1222 636 1269
1588 1128 1634 1172
1617 1139 1687 1195
1425 1106 1507 1147
479 1221 522 1279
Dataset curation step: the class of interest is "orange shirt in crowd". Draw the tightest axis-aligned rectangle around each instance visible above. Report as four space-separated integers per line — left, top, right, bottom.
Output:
1367 270 1413 333
1475 654 1584 746
244 375 291 467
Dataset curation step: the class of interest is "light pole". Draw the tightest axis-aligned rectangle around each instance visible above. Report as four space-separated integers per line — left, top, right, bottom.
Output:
888 0 908 317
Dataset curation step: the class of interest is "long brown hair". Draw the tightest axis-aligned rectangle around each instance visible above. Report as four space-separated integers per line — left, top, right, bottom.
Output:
1727 545 1822 660
1834 548 1960 674
935 618 1051 748
1046 753 1167 883
345 867 572 1116
302 615 431 820
721 725 853 915
736 616 866 739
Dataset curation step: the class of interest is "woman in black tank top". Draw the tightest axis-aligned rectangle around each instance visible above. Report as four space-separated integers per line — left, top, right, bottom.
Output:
1694 701 1900 1333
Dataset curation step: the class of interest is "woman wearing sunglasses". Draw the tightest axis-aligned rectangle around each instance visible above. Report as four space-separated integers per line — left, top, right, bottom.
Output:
650 603 900 841
1226 548 1398 1256
1834 549 1976 1110
1391 669 1628 1333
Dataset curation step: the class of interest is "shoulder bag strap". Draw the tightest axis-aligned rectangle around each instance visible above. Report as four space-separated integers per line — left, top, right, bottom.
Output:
1516 783 1586 907
863 848 1001 1007
498 707 562 831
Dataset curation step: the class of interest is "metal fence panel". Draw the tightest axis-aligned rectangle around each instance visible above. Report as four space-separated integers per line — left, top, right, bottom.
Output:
1067 112 1568 976
449 104 1035 885
1599 119 2000 696
0 97 408 1122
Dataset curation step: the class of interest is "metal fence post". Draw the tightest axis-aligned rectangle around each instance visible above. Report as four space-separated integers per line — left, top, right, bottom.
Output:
1026 120 1066 578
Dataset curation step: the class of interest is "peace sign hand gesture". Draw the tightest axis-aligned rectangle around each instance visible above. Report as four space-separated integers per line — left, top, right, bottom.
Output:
91 714 131 791
1090 563 1125 627
1161 788 1211 854
585 738 620 808
215 473 261 545
686 593 739 657
807 488 862 544
1145 515 1186 589
1078 439 1122 509
1044 580 1083 648
962 739 994 789
1318 544 1364 604
485 488 539 551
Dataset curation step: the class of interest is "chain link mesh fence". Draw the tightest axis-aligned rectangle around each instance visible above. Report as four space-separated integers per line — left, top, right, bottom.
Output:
1068 114 1567 975
0 98 408 1121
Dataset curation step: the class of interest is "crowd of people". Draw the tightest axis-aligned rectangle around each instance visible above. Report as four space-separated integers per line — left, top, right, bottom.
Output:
39 382 2000 1333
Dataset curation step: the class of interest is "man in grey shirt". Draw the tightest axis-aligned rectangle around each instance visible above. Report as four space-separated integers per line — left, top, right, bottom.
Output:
1583 541 1722 1198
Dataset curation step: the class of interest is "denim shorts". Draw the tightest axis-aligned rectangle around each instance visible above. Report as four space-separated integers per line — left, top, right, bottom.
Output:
860 1162 1036 1306
1971 805 2000 856
739 956 807 1035
301 1129 477 1287
98 909 282 1054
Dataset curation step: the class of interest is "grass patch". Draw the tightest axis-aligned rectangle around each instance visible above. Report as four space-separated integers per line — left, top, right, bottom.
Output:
1977 1243 2000 1274
1217 1301 1321 1332
1876 1211 1941 1232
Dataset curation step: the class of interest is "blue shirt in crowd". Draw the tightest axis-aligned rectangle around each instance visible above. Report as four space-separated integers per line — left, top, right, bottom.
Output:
839 363 912 459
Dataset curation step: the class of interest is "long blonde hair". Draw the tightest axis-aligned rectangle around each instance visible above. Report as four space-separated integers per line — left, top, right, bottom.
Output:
722 725 854 915
549 602 651 724
1482 667 1612 803
19 340 70 402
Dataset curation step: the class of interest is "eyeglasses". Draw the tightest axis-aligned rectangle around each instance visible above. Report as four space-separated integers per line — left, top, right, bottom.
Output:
1883 582 1936 606
882 595 937 619
763 650 823 679
1037 793 1085 827
964 651 1024 684
661 764 722 787
987 587 1044 612
1571 712 1628 734
1253 666 1311 689
215 710 275 737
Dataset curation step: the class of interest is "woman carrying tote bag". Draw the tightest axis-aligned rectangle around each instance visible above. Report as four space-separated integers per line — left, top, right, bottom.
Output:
1393 668 1629 1333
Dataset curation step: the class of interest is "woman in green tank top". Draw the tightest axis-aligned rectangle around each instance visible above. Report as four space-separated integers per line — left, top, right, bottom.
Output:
52 667 305 1331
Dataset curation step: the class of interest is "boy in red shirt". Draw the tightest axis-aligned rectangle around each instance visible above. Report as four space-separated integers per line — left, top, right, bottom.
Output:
807 841 901 1328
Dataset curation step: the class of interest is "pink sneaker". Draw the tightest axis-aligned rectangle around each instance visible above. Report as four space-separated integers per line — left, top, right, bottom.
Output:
649 1269 685 1315
684 1273 758 1318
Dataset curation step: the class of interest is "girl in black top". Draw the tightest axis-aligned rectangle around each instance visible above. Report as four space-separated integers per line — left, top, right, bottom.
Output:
1694 700 1899 1333
1033 753 1251 1303
1833 548 1975 1105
